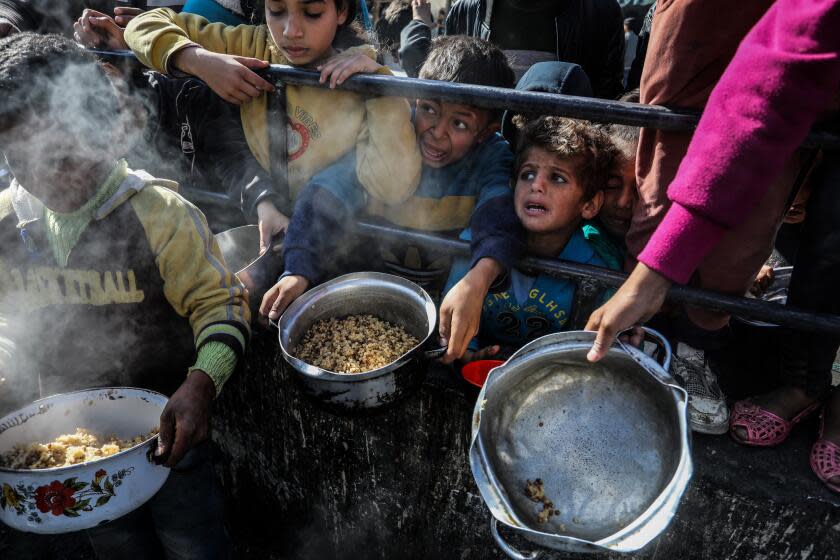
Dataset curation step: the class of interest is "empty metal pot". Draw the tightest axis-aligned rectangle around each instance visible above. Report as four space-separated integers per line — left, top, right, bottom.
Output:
214 225 284 315
470 329 692 557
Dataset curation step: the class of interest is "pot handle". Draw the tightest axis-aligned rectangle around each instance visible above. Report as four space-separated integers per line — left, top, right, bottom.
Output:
423 345 447 360
490 518 542 560
618 326 672 371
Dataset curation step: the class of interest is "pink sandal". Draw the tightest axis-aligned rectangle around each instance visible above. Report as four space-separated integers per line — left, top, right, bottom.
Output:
810 413 840 494
729 400 821 447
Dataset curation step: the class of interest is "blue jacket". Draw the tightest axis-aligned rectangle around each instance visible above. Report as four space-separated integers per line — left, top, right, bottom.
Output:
283 133 523 284
444 224 620 353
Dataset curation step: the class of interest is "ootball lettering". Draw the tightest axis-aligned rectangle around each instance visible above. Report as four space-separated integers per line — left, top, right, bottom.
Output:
0 259 145 311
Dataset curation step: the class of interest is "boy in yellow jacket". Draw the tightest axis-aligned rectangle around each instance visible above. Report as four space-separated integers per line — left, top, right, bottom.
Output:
0 33 247 557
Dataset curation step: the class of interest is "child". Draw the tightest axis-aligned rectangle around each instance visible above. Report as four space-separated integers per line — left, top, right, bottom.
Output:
445 115 620 361
0 33 248 556
262 36 524 363
596 91 641 270
124 0 422 249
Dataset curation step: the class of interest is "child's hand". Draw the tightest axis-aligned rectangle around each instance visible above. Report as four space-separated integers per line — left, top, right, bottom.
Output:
750 264 775 295
317 53 384 89
154 369 215 468
174 48 275 105
411 0 435 27
256 201 289 254
73 9 127 50
260 275 310 321
439 258 502 364
113 6 144 27
461 345 500 363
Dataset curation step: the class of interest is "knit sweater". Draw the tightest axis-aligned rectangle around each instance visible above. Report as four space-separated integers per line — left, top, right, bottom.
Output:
638 0 840 284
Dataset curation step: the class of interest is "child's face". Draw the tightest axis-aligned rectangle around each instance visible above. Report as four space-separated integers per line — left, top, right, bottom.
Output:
414 99 495 168
266 0 348 66
514 147 602 234
600 152 637 237
1 113 115 212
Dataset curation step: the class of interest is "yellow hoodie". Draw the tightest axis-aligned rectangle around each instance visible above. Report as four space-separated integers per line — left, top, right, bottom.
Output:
125 9 421 204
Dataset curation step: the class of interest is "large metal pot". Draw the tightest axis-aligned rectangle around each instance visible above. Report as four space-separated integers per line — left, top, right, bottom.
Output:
470 329 692 557
214 225 284 315
277 272 440 411
0 388 169 534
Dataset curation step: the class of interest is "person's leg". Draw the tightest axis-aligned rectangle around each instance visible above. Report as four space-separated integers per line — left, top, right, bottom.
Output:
147 440 231 560
731 158 840 447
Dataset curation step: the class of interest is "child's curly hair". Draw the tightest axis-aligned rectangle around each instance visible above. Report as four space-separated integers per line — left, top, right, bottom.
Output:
513 115 618 201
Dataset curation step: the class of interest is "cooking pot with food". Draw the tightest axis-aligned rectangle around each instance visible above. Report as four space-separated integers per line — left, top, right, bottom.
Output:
277 272 441 411
470 329 691 557
0 387 169 534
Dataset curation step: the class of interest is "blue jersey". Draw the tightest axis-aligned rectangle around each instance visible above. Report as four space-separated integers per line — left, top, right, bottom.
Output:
444 225 620 351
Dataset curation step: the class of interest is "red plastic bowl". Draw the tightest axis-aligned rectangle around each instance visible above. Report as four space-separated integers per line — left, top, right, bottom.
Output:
461 360 505 388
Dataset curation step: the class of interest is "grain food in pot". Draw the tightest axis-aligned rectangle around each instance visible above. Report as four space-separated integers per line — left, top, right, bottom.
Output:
0 427 159 469
294 314 419 373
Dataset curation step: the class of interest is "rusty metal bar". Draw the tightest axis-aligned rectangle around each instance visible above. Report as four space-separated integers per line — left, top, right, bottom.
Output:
354 221 840 335
87 50 840 147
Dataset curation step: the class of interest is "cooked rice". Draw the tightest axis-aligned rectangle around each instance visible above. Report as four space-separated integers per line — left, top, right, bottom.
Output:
0 427 159 470
294 314 419 373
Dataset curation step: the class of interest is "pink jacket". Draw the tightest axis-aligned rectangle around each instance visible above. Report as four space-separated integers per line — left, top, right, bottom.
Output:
638 0 840 284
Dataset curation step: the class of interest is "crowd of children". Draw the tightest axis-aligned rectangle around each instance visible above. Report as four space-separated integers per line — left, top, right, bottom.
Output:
0 0 839 555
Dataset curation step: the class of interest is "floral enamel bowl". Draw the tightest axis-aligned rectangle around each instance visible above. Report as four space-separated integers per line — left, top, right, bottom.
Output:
0 387 170 534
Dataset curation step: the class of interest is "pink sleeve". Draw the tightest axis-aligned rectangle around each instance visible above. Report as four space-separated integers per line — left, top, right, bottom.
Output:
638 0 840 284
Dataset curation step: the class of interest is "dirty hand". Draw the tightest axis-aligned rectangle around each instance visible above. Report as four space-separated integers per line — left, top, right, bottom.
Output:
317 52 384 89
73 9 127 49
411 0 434 27
113 6 144 27
461 345 500 363
261 275 310 321
155 370 215 468
256 200 289 254
174 47 275 105
439 258 502 364
585 262 671 362
750 264 775 295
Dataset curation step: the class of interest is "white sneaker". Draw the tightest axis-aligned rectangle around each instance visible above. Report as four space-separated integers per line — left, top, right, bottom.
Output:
672 343 730 434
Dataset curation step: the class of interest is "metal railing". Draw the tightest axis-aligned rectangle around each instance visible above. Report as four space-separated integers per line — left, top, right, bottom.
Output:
91 50 840 333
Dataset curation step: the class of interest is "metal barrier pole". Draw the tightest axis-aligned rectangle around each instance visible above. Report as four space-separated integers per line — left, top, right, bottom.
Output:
354 222 840 335
85 51 840 148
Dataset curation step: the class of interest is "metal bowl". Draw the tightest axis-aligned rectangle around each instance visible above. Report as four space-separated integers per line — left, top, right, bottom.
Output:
471 330 692 557
214 225 284 315
0 388 169 534
277 272 437 410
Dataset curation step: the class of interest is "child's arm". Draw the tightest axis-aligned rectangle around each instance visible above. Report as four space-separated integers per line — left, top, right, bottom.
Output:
260 152 365 319
124 8 274 104
313 49 421 207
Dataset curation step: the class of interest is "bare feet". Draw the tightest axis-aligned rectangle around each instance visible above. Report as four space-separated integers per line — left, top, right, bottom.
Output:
731 386 821 442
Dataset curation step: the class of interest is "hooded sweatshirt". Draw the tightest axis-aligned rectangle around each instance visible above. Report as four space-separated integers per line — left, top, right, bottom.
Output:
0 161 250 397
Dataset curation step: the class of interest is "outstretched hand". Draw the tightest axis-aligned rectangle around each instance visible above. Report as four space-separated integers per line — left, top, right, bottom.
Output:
260 275 309 321
174 47 275 105
439 258 502 364
256 201 289 254
317 52 385 89
73 9 127 50
584 262 671 362
411 0 435 27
